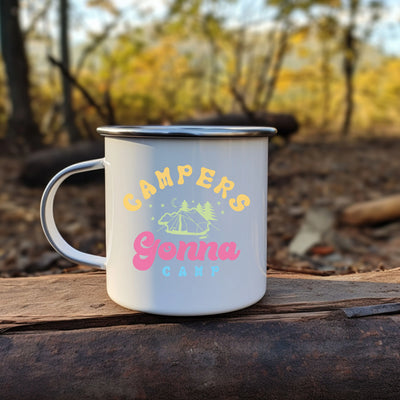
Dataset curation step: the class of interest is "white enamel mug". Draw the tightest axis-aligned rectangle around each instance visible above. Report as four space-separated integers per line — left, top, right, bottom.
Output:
40 125 277 316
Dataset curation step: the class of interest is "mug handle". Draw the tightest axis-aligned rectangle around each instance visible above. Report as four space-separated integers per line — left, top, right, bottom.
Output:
40 158 106 269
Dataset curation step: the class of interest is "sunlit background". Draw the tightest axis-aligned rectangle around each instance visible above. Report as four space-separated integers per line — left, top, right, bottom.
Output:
2 0 399 146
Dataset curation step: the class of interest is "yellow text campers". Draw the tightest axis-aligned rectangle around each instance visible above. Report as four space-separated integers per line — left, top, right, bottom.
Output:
123 165 250 212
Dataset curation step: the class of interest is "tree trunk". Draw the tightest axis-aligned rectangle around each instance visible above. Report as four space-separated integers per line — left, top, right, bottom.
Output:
260 27 289 112
0 0 42 149
60 0 81 142
341 0 359 137
320 43 332 131
341 27 356 137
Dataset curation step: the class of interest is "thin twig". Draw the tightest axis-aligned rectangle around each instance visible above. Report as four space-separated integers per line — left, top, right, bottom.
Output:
48 54 110 123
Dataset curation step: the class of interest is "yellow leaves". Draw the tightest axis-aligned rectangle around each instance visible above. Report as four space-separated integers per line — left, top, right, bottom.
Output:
297 47 310 58
92 33 195 124
384 58 400 80
275 68 297 91
289 28 311 58
320 0 341 7
291 27 309 45
86 0 120 16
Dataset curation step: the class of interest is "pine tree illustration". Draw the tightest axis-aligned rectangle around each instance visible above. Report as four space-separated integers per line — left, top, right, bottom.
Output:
180 200 189 212
203 201 217 221
196 203 205 217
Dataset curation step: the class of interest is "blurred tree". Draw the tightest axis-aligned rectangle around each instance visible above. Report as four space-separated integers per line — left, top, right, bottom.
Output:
93 31 196 124
314 14 338 130
356 57 400 131
59 0 81 142
167 0 323 119
48 0 121 140
73 0 121 130
338 0 363 137
339 0 382 136
0 0 42 149
22 0 52 39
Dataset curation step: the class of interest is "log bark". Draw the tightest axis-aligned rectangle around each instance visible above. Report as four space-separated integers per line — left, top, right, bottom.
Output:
341 194 400 226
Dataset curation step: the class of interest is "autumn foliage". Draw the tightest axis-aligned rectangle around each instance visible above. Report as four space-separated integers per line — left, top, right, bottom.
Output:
0 0 398 146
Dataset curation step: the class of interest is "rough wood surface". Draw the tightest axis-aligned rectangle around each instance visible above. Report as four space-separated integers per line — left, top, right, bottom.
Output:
1 269 399 329
0 269 400 399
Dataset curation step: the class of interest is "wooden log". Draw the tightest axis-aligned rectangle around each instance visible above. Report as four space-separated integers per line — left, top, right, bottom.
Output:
2 313 400 400
341 194 400 226
176 112 299 143
0 270 400 399
20 140 104 187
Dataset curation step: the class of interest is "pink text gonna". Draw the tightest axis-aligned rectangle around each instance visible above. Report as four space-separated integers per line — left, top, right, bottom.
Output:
133 231 240 271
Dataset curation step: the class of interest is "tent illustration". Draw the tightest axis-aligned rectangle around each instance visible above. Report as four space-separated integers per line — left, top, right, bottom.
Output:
158 200 217 237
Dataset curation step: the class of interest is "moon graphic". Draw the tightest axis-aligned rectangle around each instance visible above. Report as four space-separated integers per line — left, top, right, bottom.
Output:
171 198 178 208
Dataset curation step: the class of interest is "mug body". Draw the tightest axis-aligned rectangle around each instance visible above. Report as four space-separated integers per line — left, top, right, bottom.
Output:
103 131 270 315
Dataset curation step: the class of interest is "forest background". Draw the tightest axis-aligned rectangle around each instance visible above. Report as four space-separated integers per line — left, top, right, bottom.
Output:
0 0 399 149
0 0 400 276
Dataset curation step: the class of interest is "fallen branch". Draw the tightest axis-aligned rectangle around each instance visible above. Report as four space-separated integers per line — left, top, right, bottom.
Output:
341 194 400 226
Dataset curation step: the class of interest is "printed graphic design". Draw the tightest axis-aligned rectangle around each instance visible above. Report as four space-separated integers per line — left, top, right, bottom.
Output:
158 200 217 238
122 164 251 275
